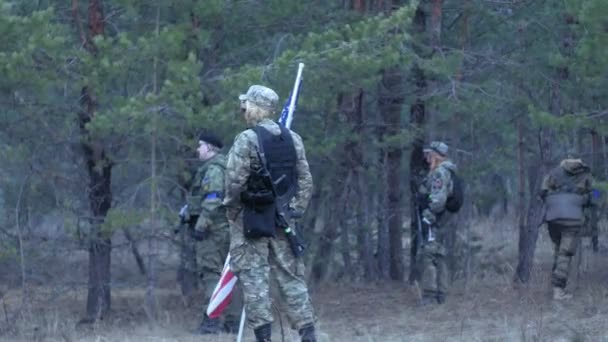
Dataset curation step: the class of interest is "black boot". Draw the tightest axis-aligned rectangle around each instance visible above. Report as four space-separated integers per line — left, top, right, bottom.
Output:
299 323 317 342
254 323 271 342
419 290 436 307
197 314 222 334
223 317 240 334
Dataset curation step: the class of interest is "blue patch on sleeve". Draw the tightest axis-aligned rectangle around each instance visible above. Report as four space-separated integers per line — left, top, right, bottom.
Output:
592 189 601 199
202 177 210 184
205 192 220 200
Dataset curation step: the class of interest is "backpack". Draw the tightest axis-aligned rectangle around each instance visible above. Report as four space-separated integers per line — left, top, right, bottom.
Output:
445 170 464 213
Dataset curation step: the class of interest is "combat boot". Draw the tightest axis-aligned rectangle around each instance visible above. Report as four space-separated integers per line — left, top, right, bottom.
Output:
418 295 436 307
552 287 573 300
419 290 438 307
436 292 446 304
197 314 222 334
254 323 271 342
223 318 240 334
298 323 317 342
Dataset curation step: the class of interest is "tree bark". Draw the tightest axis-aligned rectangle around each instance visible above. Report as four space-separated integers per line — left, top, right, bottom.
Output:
376 116 390 279
73 0 113 320
516 117 526 246
514 129 550 283
379 68 406 281
350 90 375 280
407 4 428 283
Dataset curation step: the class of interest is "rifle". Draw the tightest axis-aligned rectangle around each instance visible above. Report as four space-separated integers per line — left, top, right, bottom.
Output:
174 204 205 241
413 193 434 252
255 149 306 257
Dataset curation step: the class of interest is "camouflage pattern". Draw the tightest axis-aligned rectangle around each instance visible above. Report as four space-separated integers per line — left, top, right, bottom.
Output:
224 118 315 330
418 159 456 301
541 159 593 218
188 153 242 323
548 223 581 288
239 85 279 110
541 159 593 291
423 141 449 157
420 160 457 224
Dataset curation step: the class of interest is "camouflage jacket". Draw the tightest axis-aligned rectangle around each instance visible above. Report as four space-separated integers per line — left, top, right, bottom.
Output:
541 159 592 200
420 160 457 223
187 153 228 231
224 119 313 214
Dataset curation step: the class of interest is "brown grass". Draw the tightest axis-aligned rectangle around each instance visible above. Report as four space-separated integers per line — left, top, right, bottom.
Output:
1 218 607 342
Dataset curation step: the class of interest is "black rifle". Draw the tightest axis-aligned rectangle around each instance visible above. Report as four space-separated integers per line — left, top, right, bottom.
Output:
255 149 306 257
174 204 205 241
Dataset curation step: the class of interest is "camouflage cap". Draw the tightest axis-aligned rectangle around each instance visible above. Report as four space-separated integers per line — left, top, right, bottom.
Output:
424 141 449 157
238 85 279 110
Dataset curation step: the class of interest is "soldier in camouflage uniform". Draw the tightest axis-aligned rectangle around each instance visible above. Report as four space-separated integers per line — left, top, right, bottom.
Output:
224 85 317 342
541 157 593 300
186 131 241 334
418 141 457 305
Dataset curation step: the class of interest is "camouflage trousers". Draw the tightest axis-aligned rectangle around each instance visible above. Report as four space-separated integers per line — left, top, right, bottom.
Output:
548 223 581 289
419 239 448 299
198 225 242 323
227 209 315 330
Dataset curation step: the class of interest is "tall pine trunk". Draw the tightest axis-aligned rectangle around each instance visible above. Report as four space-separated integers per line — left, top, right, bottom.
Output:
73 0 113 320
380 68 406 281
407 4 428 283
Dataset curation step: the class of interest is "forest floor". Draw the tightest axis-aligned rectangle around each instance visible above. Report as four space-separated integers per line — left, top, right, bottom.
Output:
1 220 608 342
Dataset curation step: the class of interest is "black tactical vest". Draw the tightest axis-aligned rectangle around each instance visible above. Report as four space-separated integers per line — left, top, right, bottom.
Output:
253 124 297 201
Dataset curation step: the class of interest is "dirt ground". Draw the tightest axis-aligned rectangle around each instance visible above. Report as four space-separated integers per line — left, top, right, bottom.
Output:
1 222 608 342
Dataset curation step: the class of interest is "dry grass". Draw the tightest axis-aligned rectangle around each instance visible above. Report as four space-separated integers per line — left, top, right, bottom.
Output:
1 218 607 342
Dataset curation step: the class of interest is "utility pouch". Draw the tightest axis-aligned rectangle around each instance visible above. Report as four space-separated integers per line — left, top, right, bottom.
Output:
545 193 585 222
241 189 275 206
243 203 277 238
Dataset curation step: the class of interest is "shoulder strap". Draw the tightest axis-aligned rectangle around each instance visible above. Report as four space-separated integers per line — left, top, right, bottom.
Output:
252 125 269 169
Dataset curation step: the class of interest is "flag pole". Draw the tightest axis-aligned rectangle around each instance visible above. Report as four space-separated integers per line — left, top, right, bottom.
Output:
285 63 305 129
236 306 246 342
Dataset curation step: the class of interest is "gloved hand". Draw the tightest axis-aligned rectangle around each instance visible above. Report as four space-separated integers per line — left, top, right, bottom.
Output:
288 208 304 220
179 204 190 222
194 215 211 232
422 208 436 226
189 227 207 241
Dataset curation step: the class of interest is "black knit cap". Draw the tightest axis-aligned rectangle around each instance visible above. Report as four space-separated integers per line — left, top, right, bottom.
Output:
198 131 223 149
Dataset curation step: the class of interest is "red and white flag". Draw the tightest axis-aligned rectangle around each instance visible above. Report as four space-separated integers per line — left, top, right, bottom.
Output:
206 253 237 318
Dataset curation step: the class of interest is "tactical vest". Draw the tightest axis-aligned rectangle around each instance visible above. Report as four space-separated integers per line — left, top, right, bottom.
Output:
253 124 297 202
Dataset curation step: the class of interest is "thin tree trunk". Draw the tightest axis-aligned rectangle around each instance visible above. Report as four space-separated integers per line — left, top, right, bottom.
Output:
376 121 390 279
407 4 428 283
590 130 602 251
514 128 552 282
380 67 406 281
72 0 113 321
123 229 146 276
144 2 161 321
517 117 527 243
349 90 375 280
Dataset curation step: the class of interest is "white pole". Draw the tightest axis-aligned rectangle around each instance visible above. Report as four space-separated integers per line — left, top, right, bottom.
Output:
285 63 305 129
236 306 246 342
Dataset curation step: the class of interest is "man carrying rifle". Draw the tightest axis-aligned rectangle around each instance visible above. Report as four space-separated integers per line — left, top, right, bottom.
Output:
417 141 457 306
181 131 241 334
224 85 317 342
